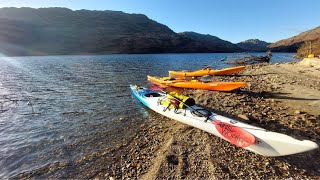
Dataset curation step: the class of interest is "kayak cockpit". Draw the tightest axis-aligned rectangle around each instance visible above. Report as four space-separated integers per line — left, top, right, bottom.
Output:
144 92 162 97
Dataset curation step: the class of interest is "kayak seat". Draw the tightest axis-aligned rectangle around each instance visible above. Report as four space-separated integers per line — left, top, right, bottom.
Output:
160 76 176 81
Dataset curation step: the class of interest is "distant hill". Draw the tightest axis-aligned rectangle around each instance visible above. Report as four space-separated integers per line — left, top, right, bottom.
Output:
179 32 241 52
268 26 320 55
0 7 241 56
237 39 271 52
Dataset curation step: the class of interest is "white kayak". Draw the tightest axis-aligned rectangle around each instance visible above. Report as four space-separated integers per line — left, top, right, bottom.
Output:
130 84 318 157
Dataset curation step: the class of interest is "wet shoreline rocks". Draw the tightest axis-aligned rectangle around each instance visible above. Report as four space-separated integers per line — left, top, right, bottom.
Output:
15 62 320 179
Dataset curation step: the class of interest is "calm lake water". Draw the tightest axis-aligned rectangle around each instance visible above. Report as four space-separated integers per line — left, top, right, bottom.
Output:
0 52 295 178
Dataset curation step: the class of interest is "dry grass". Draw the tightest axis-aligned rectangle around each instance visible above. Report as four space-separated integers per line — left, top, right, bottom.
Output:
297 39 320 57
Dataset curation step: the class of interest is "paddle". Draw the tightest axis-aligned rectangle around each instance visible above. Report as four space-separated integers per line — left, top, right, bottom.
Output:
149 84 255 148
149 83 184 94
149 83 165 92
212 121 255 147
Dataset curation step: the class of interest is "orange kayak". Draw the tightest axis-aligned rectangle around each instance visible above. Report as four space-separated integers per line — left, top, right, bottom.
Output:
168 66 245 77
147 76 246 91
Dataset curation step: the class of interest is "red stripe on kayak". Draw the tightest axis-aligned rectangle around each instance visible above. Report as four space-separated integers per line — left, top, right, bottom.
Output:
212 121 255 148
149 84 164 91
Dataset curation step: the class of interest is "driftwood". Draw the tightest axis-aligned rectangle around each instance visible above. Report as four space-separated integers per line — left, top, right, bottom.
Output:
227 55 271 65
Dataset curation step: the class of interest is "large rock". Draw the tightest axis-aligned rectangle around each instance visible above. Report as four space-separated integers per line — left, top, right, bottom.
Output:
298 58 320 68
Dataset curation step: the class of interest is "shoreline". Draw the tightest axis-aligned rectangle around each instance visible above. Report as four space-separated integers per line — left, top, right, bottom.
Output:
15 60 320 179
1 52 295 58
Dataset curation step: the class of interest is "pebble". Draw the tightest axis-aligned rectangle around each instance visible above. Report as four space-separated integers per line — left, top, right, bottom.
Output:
294 110 301 114
238 114 250 121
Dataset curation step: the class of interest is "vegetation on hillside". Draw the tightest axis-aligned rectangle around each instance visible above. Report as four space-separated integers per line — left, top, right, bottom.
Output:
297 39 320 57
268 26 320 55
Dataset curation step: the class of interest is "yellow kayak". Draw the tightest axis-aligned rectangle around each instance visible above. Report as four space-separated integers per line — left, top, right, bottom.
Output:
169 66 245 77
147 76 246 91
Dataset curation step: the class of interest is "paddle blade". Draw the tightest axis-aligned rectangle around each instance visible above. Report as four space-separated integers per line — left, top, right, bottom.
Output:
149 83 184 94
149 83 164 91
212 121 255 148
165 86 184 94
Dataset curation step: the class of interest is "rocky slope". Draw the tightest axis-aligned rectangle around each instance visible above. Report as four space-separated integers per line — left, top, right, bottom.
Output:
268 26 320 54
237 39 271 52
0 7 242 56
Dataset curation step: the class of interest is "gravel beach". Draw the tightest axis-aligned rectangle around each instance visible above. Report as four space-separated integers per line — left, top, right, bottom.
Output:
16 60 320 179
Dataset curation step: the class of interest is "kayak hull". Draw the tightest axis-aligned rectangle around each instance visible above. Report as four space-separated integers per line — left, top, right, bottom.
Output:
169 81 246 91
130 85 318 157
169 66 246 77
147 76 246 91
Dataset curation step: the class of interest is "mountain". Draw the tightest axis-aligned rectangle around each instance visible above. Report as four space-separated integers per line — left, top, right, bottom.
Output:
268 26 320 54
0 7 240 56
179 32 241 52
237 39 271 52
0 7 178 55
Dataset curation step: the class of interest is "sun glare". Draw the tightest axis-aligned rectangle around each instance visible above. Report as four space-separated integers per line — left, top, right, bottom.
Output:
0 52 29 73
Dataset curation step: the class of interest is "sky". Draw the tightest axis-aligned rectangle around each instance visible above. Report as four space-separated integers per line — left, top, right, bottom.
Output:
0 0 319 43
